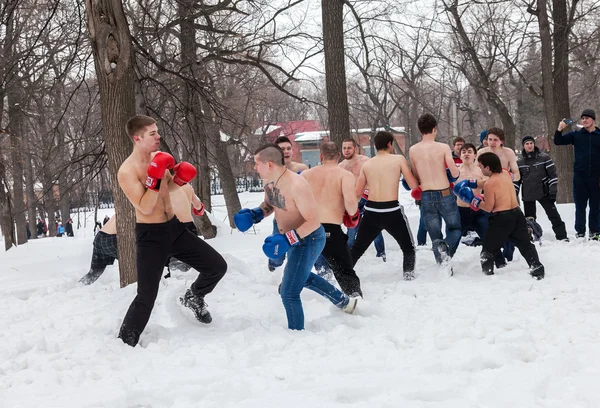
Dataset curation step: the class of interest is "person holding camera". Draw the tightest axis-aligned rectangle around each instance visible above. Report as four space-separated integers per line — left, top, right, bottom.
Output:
517 136 568 241
554 109 600 240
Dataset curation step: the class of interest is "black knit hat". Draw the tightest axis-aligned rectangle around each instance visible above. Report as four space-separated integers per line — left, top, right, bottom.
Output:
522 135 535 146
581 109 596 120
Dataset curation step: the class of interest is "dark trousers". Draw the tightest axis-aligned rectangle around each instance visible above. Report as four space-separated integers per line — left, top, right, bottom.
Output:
481 208 543 276
118 216 227 346
523 197 567 239
320 223 362 296
350 201 415 273
166 221 198 273
573 174 600 235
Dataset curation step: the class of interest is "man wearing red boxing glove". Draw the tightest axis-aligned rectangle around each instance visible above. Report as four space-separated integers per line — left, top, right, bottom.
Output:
236 143 358 330
351 131 420 281
116 115 227 347
302 142 363 297
474 153 545 279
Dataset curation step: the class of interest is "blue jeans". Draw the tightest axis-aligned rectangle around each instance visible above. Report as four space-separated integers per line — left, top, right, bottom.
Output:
269 219 331 272
573 174 600 235
280 226 349 330
417 205 428 245
347 197 385 256
421 190 462 264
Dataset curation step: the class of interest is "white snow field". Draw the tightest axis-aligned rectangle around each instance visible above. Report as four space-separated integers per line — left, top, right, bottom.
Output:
2 191 600 407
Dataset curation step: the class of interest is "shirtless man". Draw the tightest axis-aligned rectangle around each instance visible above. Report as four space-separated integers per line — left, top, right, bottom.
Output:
234 144 357 330
339 138 386 260
117 115 227 347
267 136 310 272
409 113 462 269
351 131 419 280
79 215 118 285
454 152 544 279
301 142 362 297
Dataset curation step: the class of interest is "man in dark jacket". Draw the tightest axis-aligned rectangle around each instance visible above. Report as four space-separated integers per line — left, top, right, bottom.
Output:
518 135 568 241
554 109 600 240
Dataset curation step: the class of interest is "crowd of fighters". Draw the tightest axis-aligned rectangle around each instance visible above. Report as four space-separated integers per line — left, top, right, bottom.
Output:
81 109 599 346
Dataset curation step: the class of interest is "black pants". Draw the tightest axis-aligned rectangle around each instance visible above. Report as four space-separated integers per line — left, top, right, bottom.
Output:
166 221 198 273
118 216 227 346
573 174 600 235
350 201 415 273
320 223 362 296
523 196 567 239
481 208 543 276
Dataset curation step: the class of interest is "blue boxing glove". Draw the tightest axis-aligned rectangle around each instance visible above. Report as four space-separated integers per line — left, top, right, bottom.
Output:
456 186 483 211
401 178 410 191
453 178 478 195
446 168 460 182
262 230 301 259
234 207 264 232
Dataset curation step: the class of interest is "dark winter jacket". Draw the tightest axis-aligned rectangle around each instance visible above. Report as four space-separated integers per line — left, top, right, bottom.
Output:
554 126 600 176
517 147 558 202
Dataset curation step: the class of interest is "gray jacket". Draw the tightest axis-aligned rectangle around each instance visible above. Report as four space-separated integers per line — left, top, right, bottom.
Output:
517 147 558 201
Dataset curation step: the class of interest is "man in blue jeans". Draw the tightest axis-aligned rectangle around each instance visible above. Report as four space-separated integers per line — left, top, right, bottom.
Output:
409 113 462 272
339 138 386 260
235 144 357 330
554 109 600 240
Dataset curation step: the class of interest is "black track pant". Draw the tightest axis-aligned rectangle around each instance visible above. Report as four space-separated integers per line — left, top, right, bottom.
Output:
350 201 415 273
118 216 227 346
523 197 567 240
481 208 543 276
320 223 362 296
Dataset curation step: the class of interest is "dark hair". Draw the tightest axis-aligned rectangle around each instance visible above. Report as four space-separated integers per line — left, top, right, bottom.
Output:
487 127 505 142
126 115 156 141
254 144 284 166
374 131 394 151
477 152 502 173
320 141 339 160
460 143 477 154
417 113 437 134
342 138 358 147
274 136 292 146
453 137 466 146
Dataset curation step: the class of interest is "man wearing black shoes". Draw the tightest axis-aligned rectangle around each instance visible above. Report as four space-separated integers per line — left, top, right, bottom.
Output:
517 135 568 241
455 152 545 279
116 115 227 347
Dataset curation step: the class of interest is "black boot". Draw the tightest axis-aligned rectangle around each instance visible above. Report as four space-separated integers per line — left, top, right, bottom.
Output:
180 289 212 323
530 264 545 280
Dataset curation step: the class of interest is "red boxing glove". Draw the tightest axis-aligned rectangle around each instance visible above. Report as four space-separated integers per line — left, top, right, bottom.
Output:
361 189 369 200
192 203 205 217
343 209 360 228
410 186 422 200
146 152 175 190
173 162 197 186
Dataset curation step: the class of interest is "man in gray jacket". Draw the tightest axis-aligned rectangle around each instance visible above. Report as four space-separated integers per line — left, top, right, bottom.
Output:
517 135 568 241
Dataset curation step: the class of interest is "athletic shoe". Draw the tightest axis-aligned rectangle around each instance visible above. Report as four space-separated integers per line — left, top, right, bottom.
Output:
576 233 586 239
180 289 212 323
590 233 600 241
403 270 415 281
377 253 387 262
268 263 276 272
530 264 545 280
342 297 358 314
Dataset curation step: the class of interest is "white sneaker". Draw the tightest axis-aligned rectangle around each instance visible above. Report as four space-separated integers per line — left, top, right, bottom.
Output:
343 297 358 314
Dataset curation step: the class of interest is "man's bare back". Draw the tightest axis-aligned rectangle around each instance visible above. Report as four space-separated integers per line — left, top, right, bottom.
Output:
356 152 418 201
479 172 518 213
302 164 357 224
262 170 320 235
409 140 458 190
118 151 174 224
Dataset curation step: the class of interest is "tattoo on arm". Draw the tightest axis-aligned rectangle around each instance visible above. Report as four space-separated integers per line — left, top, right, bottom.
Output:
259 201 275 217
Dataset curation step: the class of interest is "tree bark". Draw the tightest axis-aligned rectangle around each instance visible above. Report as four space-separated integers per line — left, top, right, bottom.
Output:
7 85 27 244
0 159 16 250
322 0 350 148
85 0 137 287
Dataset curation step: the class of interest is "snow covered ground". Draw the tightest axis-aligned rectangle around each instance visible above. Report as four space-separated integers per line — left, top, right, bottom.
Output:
2 191 600 407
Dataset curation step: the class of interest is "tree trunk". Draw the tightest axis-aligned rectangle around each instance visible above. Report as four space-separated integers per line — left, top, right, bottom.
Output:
322 0 350 148
22 126 37 239
0 159 16 250
7 85 27 244
85 0 137 287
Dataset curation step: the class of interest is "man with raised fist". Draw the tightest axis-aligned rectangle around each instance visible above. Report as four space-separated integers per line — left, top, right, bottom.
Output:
234 144 358 330
301 142 362 297
351 131 419 280
457 152 544 279
116 115 226 347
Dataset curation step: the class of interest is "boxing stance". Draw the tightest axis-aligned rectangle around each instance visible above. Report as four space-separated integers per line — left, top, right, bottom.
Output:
351 131 419 280
302 142 363 297
454 152 544 279
117 115 226 347
235 144 357 330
